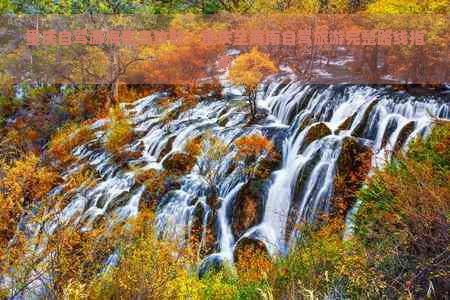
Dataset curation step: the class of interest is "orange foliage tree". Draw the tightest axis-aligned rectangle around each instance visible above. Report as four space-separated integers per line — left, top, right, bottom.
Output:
229 48 277 121
234 133 279 179
131 15 226 90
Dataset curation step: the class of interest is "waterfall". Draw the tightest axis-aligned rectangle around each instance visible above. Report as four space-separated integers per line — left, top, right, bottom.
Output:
45 82 448 268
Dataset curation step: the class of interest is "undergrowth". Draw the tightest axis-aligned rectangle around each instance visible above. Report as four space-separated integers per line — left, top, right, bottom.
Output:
1 119 448 299
104 106 134 159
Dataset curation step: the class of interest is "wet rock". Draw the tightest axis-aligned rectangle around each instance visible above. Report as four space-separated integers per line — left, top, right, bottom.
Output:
125 148 143 162
254 153 282 180
191 202 206 234
286 88 318 124
217 115 229 127
285 150 322 242
224 160 237 178
96 191 120 209
190 202 218 258
202 211 219 257
233 237 270 264
161 106 181 124
299 122 332 154
104 187 137 212
134 140 145 153
165 177 182 191
394 121 415 152
332 137 372 217
337 112 356 131
351 99 380 138
297 114 315 132
162 152 196 176
198 254 226 278
231 179 267 239
260 126 288 155
206 193 221 210
158 136 176 160
364 109 381 141
139 190 156 210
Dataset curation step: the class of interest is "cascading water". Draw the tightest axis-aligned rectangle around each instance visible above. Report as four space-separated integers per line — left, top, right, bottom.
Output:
45 82 448 272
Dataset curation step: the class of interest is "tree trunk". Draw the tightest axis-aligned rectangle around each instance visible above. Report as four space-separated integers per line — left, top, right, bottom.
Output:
105 47 120 110
112 80 119 105
248 90 257 122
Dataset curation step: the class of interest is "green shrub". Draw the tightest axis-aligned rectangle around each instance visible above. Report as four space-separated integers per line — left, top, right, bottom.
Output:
354 121 450 298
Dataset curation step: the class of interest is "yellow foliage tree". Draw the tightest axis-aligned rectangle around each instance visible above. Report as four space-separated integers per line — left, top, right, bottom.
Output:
229 48 277 121
0 154 60 262
105 106 134 159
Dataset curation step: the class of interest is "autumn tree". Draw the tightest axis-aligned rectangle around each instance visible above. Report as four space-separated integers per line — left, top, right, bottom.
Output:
229 48 277 121
136 14 226 95
234 133 280 179
362 0 448 83
185 132 229 195
0 154 60 261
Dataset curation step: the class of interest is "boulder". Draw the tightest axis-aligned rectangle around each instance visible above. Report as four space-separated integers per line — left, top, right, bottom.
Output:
379 117 400 149
190 202 206 236
198 254 226 278
337 137 371 173
233 237 270 264
332 137 372 217
299 122 332 154
217 115 229 127
351 99 379 138
254 153 282 180
394 121 415 152
190 202 218 258
231 179 267 239
162 152 196 176
224 160 237 178
104 187 138 212
337 112 356 131
206 192 221 210
158 136 176 160
297 114 314 133
285 150 322 242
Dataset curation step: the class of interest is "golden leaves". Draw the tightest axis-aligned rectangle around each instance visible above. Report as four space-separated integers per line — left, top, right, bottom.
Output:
234 133 274 161
229 48 277 93
0 153 60 269
104 106 134 158
48 122 95 165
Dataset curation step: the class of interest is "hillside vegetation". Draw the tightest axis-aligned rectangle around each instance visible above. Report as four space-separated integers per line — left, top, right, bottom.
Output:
0 1 448 299
1 118 447 299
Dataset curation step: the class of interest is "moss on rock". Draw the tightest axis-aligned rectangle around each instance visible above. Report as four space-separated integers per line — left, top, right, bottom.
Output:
190 202 218 258
233 237 270 264
351 100 379 138
299 122 331 154
231 180 266 239
162 152 196 176
332 137 372 217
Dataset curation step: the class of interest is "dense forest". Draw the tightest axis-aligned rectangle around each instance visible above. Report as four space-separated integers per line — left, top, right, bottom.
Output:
0 1 449 299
